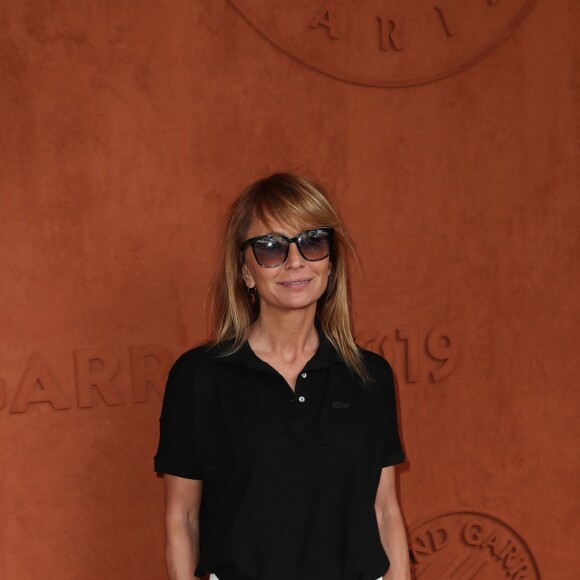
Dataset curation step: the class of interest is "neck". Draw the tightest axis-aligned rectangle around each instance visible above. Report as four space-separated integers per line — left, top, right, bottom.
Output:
248 305 319 357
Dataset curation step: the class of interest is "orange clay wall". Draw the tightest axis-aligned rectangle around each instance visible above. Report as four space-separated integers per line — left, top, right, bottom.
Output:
0 1 578 579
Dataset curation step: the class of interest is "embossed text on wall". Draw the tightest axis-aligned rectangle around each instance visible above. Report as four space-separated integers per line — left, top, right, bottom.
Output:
410 511 541 579
228 0 536 86
1 323 460 414
1 346 172 414
357 324 461 383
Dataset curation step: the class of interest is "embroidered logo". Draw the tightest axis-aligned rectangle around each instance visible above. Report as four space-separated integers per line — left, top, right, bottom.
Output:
331 401 350 410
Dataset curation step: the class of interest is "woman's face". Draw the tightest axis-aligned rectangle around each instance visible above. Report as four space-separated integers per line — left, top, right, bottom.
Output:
241 216 332 316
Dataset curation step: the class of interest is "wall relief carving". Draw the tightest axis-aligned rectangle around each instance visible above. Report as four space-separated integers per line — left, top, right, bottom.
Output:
228 0 537 86
410 511 541 578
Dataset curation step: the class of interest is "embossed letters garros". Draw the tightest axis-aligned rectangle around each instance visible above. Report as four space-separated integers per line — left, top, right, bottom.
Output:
3 346 172 414
11 352 71 413
130 345 173 403
75 348 123 408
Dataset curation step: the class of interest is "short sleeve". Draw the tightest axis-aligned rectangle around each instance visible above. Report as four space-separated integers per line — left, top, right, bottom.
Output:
365 352 406 468
154 352 203 479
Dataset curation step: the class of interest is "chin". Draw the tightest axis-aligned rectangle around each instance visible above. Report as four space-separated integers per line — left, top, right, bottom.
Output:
278 294 325 311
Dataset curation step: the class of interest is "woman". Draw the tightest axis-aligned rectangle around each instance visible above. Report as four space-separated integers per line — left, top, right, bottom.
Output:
154 173 411 580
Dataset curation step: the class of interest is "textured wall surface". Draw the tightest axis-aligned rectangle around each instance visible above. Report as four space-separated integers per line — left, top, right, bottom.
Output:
0 1 578 578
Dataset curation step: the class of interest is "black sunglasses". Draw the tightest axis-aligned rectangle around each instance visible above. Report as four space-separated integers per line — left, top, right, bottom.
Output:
241 227 334 268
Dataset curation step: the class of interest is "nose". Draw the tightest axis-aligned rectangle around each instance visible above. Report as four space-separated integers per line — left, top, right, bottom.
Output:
285 241 305 268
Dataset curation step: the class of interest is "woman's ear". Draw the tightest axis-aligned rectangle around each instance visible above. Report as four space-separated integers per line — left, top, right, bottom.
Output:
241 262 255 289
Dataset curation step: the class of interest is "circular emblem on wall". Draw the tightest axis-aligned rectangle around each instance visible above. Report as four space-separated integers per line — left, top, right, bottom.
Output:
227 0 536 86
410 511 540 578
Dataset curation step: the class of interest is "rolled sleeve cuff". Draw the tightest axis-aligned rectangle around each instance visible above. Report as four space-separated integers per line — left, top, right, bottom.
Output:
153 458 203 480
381 450 406 468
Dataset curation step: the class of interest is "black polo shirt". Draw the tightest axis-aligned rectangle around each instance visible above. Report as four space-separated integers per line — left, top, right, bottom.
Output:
154 330 405 580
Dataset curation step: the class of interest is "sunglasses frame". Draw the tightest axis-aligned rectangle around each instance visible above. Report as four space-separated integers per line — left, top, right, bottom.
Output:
241 227 334 268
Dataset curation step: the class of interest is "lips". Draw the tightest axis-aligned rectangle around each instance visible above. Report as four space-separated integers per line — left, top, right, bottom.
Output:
278 278 312 287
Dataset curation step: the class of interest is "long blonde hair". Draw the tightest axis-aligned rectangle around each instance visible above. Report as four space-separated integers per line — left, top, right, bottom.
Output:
208 172 370 382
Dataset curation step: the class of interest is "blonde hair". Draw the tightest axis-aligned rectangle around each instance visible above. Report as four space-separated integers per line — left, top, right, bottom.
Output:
208 172 370 382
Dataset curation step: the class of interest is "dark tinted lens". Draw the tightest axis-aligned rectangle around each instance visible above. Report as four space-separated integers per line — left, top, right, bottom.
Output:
253 236 288 267
298 229 331 260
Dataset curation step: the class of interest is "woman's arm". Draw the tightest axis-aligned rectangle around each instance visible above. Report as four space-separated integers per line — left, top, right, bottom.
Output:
163 474 204 580
375 466 411 580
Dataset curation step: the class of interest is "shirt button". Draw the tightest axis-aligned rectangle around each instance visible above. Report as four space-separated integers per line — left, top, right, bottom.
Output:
301 372 307 379
298 396 306 403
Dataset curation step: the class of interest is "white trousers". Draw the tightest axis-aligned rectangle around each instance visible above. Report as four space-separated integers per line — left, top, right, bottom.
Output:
210 576 381 579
